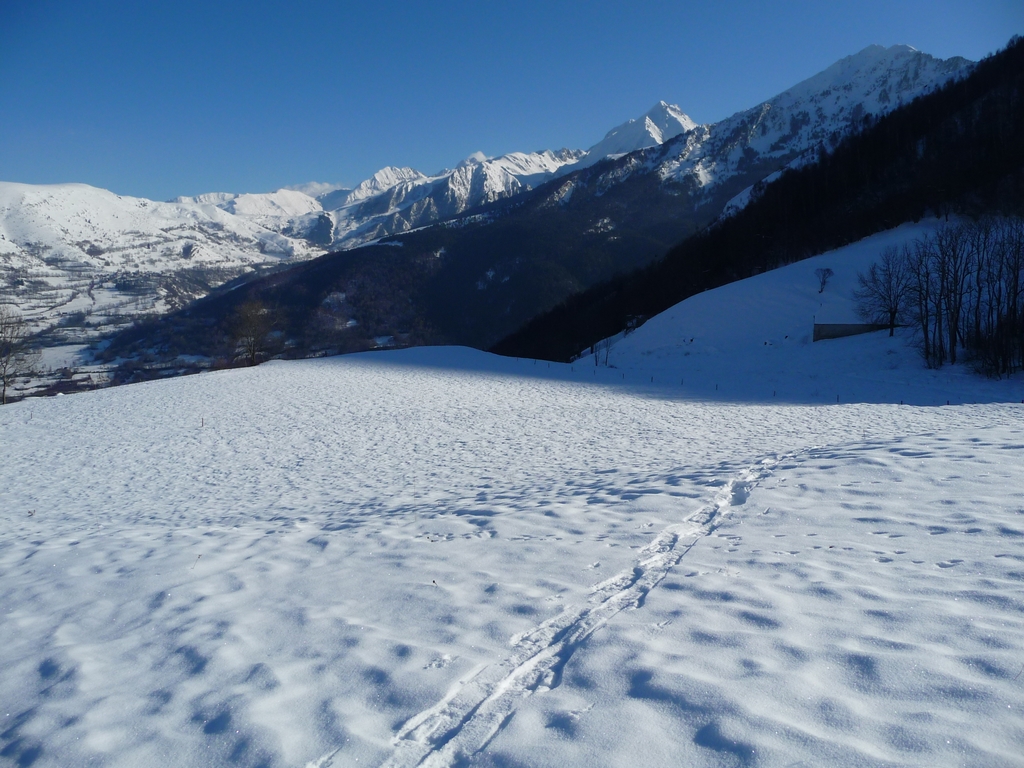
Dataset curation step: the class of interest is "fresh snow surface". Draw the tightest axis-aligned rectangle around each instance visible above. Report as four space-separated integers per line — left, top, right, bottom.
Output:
2 221 1023 767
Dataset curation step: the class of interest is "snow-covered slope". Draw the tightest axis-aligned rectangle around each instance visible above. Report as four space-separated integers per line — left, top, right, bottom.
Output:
0 182 323 340
2 236 1022 767
584 220 1006 404
341 166 429 205
173 188 333 244
175 188 321 219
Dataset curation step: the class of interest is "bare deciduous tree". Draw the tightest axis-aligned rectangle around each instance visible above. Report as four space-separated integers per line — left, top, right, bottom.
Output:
854 245 912 336
907 235 937 364
934 222 972 364
861 217 1024 375
814 267 834 293
231 300 274 366
0 305 35 404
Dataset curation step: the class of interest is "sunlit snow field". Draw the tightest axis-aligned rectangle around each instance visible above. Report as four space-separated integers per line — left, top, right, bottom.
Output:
2 225 1024 767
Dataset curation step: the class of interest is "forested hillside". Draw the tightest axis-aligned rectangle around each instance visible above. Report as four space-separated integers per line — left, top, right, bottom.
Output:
493 36 1024 362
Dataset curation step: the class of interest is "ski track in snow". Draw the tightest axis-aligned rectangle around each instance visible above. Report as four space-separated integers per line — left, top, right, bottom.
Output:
378 456 788 768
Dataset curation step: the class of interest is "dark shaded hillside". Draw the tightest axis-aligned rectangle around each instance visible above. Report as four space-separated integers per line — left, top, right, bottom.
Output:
98 243 446 370
100 121 803 367
493 36 1024 362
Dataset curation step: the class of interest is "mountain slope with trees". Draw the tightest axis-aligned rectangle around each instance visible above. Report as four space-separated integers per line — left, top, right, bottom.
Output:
492 36 1024 363
98 45 970 372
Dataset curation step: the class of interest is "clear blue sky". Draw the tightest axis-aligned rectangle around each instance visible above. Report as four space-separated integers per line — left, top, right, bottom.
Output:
1 0 1020 201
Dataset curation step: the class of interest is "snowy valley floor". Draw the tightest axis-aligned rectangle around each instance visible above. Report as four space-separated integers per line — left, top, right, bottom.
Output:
2 348 1024 768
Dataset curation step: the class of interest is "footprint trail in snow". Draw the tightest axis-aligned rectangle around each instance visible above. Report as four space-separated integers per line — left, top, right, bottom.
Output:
378 455 789 768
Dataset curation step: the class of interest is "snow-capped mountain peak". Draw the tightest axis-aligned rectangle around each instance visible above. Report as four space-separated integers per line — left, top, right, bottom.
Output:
283 180 348 198
654 44 972 193
175 189 322 219
457 151 489 168
643 100 698 142
344 166 428 204
575 101 697 169
775 43 970 115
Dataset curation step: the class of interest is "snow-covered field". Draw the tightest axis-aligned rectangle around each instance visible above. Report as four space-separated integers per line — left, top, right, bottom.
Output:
2 226 1024 766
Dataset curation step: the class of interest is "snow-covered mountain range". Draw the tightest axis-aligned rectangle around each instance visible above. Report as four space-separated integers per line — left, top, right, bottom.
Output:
311 148 587 246
0 44 971 351
172 43 973 252
0 183 324 344
551 44 970 212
